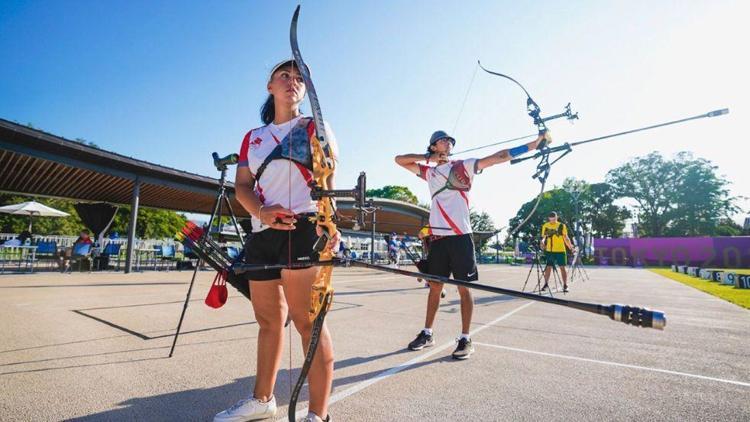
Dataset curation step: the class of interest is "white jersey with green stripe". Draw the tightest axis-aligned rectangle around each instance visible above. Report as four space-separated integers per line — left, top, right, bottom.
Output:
416 159 480 236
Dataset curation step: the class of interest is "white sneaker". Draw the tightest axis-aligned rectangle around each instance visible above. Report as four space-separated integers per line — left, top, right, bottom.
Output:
213 396 277 422
298 412 331 422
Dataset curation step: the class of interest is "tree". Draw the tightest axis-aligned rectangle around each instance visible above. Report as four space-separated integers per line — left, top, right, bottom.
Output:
715 218 742 237
109 206 187 239
506 189 573 243
0 195 86 235
469 209 497 252
507 179 630 244
607 151 739 236
366 185 419 205
580 182 631 238
606 152 676 236
470 209 495 233
0 195 187 239
667 152 740 236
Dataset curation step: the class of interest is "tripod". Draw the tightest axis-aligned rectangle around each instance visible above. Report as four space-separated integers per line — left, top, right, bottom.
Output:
522 247 547 294
569 246 589 283
168 152 245 358
521 245 560 295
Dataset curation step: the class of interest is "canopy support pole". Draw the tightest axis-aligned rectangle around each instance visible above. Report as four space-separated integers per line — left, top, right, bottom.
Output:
124 177 140 273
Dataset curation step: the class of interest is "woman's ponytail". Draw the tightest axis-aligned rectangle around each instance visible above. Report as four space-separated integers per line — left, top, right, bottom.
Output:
260 94 275 125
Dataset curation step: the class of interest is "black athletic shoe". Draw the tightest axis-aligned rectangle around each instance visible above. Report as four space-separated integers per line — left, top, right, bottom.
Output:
540 283 549 292
452 337 474 360
408 330 435 351
563 285 569 293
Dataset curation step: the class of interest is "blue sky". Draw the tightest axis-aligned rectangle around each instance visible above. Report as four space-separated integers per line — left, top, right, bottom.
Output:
1 1 747 228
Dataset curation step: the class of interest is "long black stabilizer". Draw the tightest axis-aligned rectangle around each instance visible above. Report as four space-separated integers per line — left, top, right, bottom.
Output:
348 260 666 330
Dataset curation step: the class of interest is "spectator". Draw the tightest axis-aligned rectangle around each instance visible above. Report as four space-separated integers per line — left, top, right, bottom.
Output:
388 233 399 266
18 230 33 245
59 230 93 270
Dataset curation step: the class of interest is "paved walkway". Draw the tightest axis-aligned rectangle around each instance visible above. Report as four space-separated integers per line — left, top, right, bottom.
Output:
1 265 748 421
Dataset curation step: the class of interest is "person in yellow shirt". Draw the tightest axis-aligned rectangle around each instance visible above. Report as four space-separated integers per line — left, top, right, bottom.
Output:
540 211 576 292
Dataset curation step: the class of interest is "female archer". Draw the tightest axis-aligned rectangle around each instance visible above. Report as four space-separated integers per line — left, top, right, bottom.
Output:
395 130 546 359
214 60 338 422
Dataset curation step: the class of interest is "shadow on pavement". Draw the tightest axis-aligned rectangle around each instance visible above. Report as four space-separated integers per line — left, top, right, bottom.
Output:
63 348 431 421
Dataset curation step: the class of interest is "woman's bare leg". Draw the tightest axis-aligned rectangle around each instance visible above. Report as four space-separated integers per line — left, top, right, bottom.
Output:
249 279 287 401
282 267 334 418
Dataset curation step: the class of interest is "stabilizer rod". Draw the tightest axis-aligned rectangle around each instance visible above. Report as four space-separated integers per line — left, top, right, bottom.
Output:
230 259 666 330
348 261 666 330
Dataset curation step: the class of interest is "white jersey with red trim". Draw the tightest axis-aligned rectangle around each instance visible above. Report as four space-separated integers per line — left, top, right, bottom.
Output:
238 115 338 232
417 159 480 236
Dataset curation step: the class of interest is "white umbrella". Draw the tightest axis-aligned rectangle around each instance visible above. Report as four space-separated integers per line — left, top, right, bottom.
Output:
0 201 70 231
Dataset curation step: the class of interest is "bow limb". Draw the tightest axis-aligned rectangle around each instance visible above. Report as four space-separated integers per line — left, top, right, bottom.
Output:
289 5 335 421
477 60 535 103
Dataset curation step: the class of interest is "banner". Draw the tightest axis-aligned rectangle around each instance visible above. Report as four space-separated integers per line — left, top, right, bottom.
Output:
594 237 750 268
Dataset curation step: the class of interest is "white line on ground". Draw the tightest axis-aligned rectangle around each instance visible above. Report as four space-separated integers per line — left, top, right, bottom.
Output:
474 342 750 388
283 301 534 420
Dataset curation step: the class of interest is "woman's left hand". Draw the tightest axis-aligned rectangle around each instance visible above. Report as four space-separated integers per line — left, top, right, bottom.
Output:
316 226 341 252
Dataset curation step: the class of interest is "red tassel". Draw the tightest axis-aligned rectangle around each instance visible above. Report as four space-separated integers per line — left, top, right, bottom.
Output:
205 270 228 308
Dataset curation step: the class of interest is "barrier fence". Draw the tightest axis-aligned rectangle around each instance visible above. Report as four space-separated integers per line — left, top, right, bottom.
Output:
593 237 750 268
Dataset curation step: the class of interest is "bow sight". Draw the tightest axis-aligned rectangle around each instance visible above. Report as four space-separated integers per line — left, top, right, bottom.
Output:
309 171 370 230
533 102 579 133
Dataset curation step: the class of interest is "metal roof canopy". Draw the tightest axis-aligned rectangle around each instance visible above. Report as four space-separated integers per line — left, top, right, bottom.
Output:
0 118 246 216
0 118 434 268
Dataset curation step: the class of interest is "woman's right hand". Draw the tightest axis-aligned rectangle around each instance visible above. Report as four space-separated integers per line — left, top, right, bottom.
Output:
258 204 297 230
430 152 449 164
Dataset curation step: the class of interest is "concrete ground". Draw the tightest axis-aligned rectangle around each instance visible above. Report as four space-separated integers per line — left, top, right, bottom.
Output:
0 265 748 421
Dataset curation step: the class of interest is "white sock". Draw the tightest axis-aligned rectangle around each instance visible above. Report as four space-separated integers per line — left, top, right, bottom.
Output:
459 333 470 341
423 328 433 336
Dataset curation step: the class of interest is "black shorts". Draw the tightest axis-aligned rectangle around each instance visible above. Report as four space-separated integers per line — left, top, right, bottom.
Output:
426 234 478 282
242 215 319 281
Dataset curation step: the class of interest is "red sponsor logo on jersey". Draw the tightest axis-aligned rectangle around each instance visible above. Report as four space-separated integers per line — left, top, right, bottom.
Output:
451 161 471 188
249 137 263 149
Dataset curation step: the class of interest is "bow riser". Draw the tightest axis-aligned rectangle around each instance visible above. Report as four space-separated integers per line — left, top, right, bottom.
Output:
309 133 336 321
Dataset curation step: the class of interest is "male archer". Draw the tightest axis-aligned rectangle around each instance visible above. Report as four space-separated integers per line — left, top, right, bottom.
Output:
395 130 546 359
540 211 576 292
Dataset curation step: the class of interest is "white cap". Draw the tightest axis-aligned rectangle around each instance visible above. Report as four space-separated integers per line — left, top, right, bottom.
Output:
268 59 308 82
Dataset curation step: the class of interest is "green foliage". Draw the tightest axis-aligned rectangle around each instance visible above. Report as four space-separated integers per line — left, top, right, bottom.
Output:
607 151 739 237
110 206 187 239
1 195 186 239
715 218 743 237
506 178 630 243
469 209 497 250
507 189 571 242
570 180 631 238
0 195 86 234
366 185 419 205
470 209 496 233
